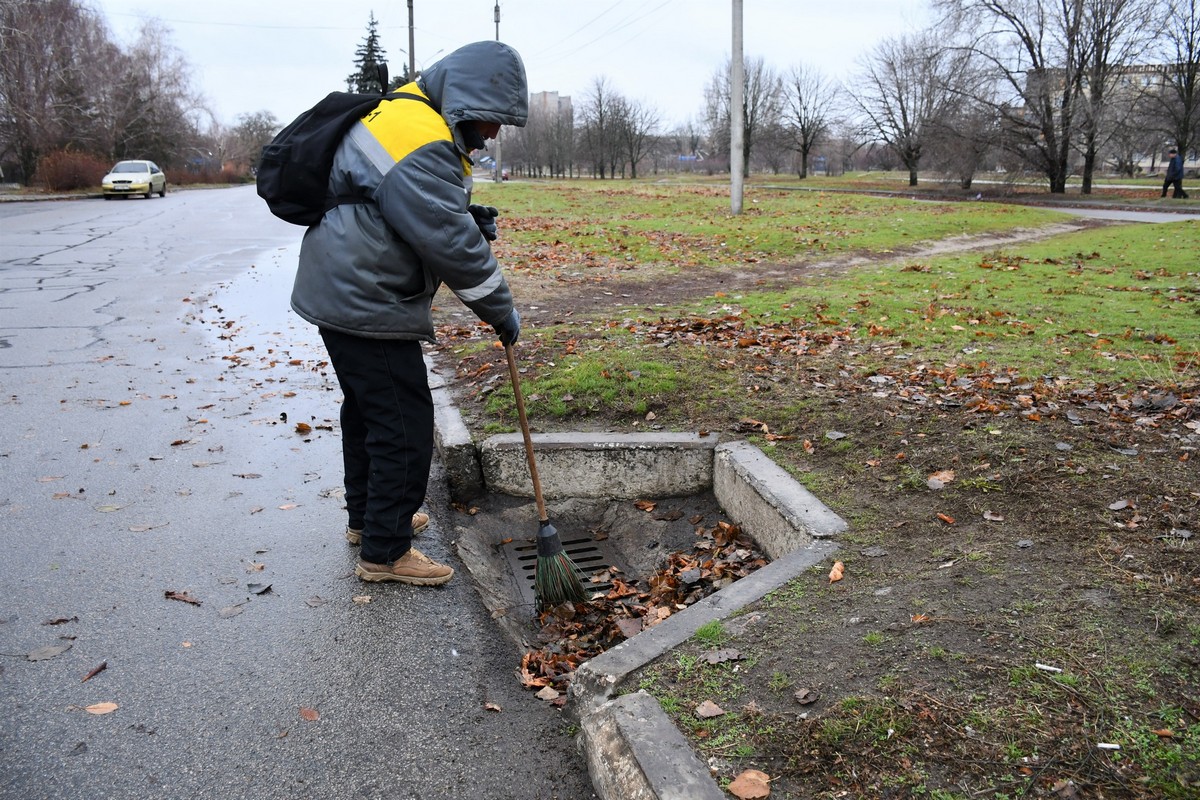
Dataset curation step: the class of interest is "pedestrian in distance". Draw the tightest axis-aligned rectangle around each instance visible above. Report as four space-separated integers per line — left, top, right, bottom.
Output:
1161 146 1189 198
289 41 526 585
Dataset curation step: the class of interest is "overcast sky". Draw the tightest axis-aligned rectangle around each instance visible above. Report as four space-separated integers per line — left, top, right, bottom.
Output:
94 0 930 130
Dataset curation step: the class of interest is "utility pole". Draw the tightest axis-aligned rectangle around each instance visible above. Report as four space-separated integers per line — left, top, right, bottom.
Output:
493 2 504 183
730 0 744 214
407 0 415 79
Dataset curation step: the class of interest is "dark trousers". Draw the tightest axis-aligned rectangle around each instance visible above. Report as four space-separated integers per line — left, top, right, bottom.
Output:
1162 177 1188 198
320 330 433 565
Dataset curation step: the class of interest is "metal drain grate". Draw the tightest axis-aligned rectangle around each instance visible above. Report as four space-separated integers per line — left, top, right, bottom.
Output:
501 535 621 607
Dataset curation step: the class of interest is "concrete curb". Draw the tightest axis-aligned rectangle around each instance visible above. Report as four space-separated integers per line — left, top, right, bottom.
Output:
429 360 846 799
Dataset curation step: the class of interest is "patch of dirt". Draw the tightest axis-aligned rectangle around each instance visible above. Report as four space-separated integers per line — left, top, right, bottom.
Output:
431 217 1199 798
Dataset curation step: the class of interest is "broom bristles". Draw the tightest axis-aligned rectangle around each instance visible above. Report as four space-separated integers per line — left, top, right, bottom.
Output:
534 520 588 607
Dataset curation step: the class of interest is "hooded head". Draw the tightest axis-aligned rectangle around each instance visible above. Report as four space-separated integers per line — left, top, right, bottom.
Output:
1169 147 1178 154
417 41 528 149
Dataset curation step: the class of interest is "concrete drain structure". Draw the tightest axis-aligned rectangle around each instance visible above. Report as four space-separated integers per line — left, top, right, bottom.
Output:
431 370 847 800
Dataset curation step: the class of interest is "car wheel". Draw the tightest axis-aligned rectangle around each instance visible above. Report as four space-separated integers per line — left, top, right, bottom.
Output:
145 186 153 199
159 183 167 198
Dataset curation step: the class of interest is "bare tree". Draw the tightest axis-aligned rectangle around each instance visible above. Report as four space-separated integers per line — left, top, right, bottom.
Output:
1151 0 1200 156
614 98 660 179
0 0 105 182
937 0 1090 193
852 32 963 186
578 77 622 178
779 64 840 178
227 111 279 173
704 56 783 174
1076 0 1159 192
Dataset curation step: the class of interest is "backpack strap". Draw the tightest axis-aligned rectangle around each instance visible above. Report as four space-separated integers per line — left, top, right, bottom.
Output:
324 92 438 215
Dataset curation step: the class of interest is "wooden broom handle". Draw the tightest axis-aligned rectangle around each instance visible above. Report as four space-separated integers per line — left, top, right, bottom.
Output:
505 343 548 522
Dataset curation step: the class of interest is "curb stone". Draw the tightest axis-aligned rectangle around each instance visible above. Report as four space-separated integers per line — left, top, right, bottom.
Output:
427 355 846 799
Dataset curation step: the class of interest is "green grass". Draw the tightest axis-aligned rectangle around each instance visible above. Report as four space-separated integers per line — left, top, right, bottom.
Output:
672 220 1200 386
474 180 1067 269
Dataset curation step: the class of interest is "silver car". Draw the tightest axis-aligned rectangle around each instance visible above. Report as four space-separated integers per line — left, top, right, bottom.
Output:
101 160 167 199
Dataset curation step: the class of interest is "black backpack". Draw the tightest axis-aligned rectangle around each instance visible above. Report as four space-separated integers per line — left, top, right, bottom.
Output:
256 65 435 226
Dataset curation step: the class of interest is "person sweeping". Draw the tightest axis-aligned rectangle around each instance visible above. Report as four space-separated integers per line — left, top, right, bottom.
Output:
289 41 526 585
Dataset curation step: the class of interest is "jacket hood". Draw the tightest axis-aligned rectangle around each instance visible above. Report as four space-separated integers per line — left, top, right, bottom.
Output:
418 41 528 129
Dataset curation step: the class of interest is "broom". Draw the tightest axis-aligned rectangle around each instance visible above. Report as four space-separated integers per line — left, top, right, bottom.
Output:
504 343 588 609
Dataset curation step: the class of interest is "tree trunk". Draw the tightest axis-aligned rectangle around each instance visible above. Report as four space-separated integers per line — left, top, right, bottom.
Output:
908 167 918 186
1081 136 1097 195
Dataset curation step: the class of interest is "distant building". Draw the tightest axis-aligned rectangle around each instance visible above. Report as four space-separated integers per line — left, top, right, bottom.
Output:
530 90 572 120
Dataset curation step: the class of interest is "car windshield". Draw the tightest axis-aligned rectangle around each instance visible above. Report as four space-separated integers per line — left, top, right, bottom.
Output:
112 162 149 173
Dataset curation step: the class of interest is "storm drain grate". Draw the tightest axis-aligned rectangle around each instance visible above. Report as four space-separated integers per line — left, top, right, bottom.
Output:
501 535 622 607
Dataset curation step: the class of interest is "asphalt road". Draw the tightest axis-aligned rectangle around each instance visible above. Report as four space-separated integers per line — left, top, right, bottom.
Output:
0 187 595 799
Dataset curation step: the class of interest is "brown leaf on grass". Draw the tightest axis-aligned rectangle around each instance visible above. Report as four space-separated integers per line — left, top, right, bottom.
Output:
299 707 319 722
164 590 201 606
828 561 845 584
695 700 726 718
728 768 771 798
633 499 657 512
937 513 956 525
85 702 119 715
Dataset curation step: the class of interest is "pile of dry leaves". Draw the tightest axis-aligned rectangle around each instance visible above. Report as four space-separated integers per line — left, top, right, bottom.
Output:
519 516 768 699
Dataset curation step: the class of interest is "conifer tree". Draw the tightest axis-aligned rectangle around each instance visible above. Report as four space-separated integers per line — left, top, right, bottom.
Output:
346 12 387 93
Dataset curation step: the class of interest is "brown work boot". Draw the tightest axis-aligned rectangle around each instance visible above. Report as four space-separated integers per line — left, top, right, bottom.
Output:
345 512 430 545
355 548 454 585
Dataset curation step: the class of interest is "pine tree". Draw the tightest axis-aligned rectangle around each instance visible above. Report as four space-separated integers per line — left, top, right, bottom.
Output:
346 12 387 93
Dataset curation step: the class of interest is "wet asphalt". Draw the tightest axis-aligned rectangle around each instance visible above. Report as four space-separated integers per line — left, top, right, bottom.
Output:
0 187 595 799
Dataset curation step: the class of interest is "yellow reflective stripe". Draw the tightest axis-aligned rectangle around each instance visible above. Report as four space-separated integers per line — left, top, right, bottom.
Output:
361 86 449 162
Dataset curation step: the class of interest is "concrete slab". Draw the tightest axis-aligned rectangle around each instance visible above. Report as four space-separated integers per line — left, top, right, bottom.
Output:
581 692 726 800
714 440 848 559
480 432 718 500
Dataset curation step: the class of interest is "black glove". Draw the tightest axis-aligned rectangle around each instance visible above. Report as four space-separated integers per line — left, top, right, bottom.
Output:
468 204 499 241
493 308 520 345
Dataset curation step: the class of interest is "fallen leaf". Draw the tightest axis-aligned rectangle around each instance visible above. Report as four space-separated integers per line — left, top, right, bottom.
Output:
81 661 107 683
1151 728 1174 738
352 595 372 604
937 513 956 525
702 648 742 664
696 700 726 718
728 768 771 799
219 603 247 619
43 616 78 626
484 702 503 712
278 503 298 511
85 702 118 715
911 613 931 623
983 511 1004 521
1108 499 1131 511
535 686 560 701
164 590 201 606
828 561 844 584
793 688 818 705
305 596 328 608
299 706 319 722
28 642 73 661
294 422 312 434
633 499 657 512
